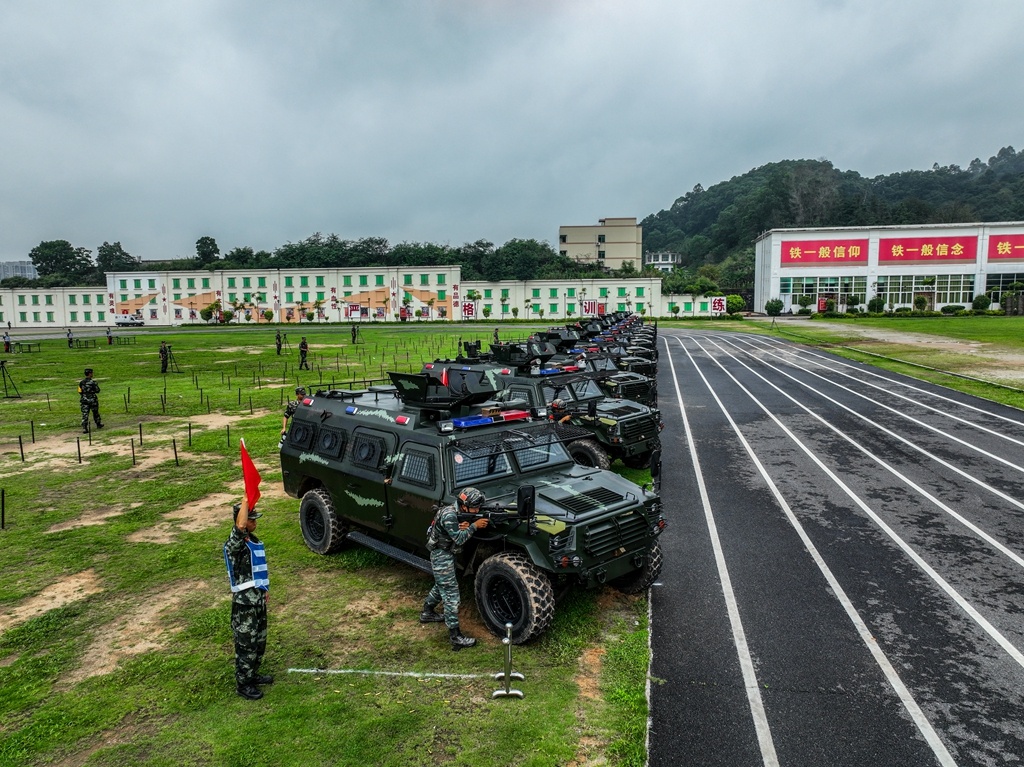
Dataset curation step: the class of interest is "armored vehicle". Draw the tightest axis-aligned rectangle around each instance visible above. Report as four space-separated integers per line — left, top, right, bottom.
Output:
280 371 665 644
425 351 663 470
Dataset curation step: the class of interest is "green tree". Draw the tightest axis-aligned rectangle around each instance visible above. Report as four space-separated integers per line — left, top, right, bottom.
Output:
764 298 784 316
96 241 139 272
195 236 221 266
29 240 93 279
725 294 746 314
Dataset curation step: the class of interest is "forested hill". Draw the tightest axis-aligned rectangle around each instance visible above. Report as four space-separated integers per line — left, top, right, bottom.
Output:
642 145 1024 274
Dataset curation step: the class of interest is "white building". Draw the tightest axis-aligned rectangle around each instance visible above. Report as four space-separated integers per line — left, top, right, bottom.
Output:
753 222 1024 313
558 217 643 271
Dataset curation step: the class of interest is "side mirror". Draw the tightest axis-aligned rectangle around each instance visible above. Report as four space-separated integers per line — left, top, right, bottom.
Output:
517 485 536 519
587 400 597 419
650 449 662 493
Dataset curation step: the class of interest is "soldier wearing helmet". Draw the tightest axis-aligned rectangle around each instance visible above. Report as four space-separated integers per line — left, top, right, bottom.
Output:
421 487 489 649
549 398 571 424
282 386 307 437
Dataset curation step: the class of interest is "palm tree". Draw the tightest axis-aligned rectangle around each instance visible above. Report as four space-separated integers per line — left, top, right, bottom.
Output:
312 298 325 323
426 297 436 320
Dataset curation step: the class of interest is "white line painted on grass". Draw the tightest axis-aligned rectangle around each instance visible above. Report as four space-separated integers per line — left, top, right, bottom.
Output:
288 668 485 679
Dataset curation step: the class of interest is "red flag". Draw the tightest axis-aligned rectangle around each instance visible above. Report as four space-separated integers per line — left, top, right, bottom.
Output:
240 438 262 510
441 367 449 387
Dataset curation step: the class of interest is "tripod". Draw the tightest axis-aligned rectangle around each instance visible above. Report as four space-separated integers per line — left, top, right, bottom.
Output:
0 360 21 399
282 333 292 351
166 347 183 373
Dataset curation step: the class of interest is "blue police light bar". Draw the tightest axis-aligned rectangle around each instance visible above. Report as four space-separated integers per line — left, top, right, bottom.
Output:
345 406 357 414
452 415 494 428
536 368 562 375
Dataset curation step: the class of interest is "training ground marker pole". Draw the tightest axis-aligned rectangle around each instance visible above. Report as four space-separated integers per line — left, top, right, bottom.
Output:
492 623 524 699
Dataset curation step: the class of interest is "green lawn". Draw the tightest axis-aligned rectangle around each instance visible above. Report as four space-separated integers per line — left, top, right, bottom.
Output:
0 323 649 767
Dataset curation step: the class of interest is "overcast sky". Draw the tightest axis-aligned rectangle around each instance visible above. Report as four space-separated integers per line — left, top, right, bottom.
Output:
1 0 1022 262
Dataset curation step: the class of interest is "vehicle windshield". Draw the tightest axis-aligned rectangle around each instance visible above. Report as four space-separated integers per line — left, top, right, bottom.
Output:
449 429 571 482
507 431 571 472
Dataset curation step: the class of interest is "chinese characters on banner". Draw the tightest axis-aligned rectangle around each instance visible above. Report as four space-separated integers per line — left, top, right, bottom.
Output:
710 296 727 313
462 302 476 318
781 240 869 265
989 234 1024 261
581 300 598 316
879 237 977 264
347 303 361 318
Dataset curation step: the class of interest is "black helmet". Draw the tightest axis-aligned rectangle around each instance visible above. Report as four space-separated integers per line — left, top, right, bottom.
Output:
551 398 565 410
295 386 306 396
457 487 485 508
84 368 93 375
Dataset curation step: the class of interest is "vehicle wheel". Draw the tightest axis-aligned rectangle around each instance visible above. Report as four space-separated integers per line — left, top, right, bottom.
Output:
567 439 611 470
299 487 347 555
610 539 663 594
622 451 653 469
474 552 555 644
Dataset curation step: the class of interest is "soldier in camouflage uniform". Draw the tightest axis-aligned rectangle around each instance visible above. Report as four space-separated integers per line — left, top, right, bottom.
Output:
282 386 306 437
298 337 310 370
78 368 102 433
421 487 489 649
223 496 272 700
159 341 169 373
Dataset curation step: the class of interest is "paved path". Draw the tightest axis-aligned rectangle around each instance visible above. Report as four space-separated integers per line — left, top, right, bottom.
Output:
650 329 1024 767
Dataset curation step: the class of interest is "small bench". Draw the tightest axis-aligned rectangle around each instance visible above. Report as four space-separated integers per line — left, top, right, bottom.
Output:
115 335 137 345
14 341 40 353
75 338 97 349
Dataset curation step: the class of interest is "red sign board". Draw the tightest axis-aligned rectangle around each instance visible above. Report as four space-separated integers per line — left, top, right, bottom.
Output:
878 237 976 264
781 239 868 266
988 233 1024 261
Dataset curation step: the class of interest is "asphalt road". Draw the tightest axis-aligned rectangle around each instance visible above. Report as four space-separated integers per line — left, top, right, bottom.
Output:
649 329 1024 767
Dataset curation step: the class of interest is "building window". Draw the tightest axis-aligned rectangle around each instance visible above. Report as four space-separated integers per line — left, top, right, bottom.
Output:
174 309 182 319
484 289 492 299
84 312 91 322
258 277 266 288
549 303 558 314
437 290 446 301
228 293 236 302
532 288 540 298
403 274 413 286
285 292 294 303
227 277 236 288
636 303 644 313
120 294 128 302
359 275 368 287
82 294 91 304
436 273 446 285
172 278 181 289
243 293 251 303
598 251 606 259
597 234 605 243
420 274 429 286
316 276 324 287
600 288 608 297
148 279 156 289
133 279 141 289
636 287 644 297
19 312 27 322
31 295 39 306
567 288 575 297
618 287 627 297
549 288 558 298
560 234 567 243
285 276 293 288
560 250 567 257
300 292 309 303
173 293 181 301
202 278 210 289
300 276 309 287
501 289 509 300
344 275 352 287
69 295 77 305
17 296 25 306
97 311 105 321
119 279 127 290
242 277 251 288
376 275 385 286
316 291 325 301
96 294 103 304
567 303 575 314
69 312 77 322
46 311 54 322
187 278 195 289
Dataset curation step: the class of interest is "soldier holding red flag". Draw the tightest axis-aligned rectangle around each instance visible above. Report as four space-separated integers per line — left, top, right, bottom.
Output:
224 440 272 700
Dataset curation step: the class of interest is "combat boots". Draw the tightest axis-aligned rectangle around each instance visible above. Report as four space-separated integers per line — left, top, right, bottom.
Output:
419 601 445 623
236 684 263 700
449 626 477 650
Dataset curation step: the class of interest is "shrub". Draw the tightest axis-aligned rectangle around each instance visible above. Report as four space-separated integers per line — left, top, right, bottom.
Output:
972 294 992 311
825 298 837 313
867 297 886 313
764 298 784 316
940 305 964 314
797 308 813 315
913 295 928 311
894 306 912 314
726 294 746 314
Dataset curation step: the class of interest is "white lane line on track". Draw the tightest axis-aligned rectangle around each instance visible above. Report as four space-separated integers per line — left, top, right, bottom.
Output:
747 334 1024 428
662 335 780 767
710 335 1024 515
701 335 1024 569
667 335 959 767
679 335 1024 673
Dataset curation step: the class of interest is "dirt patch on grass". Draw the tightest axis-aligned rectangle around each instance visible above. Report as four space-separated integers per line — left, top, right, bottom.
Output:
59 580 209 688
0 569 104 634
45 502 146 533
126 492 237 543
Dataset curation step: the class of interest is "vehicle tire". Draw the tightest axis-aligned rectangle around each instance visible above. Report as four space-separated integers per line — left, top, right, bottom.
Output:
474 551 555 644
610 539 663 594
622 451 653 470
567 439 611 470
299 487 347 555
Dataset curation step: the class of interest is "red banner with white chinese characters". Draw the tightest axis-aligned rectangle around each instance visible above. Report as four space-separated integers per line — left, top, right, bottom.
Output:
988 233 1024 261
781 240 869 266
878 237 977 264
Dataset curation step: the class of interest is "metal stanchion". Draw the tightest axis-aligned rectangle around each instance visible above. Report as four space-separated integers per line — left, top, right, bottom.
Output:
491 623 524 699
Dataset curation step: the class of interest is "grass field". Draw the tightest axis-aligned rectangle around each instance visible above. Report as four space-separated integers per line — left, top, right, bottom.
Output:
0 323 651 767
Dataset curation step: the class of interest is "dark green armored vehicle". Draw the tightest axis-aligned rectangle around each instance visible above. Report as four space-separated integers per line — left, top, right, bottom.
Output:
279 371 665 644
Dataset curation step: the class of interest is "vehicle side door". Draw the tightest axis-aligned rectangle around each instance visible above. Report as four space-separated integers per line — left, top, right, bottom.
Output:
343 426 397 533
386 441 444 551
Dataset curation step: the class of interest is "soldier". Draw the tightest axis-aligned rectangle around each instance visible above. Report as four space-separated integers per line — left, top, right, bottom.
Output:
159 341 169 373
223 495 272 700
66 328 74 349
78 368 102 433
493 327 499 344
298 337 310 370
105 327 113 345
350 323 357 344
282 386 306 437
2 331 9 353
421 487 489 649
275 330 282 356
549 398 572 424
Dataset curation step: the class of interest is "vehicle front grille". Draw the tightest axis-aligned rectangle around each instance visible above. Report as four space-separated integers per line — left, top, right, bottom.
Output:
583 513 650 557
620 417 656 441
